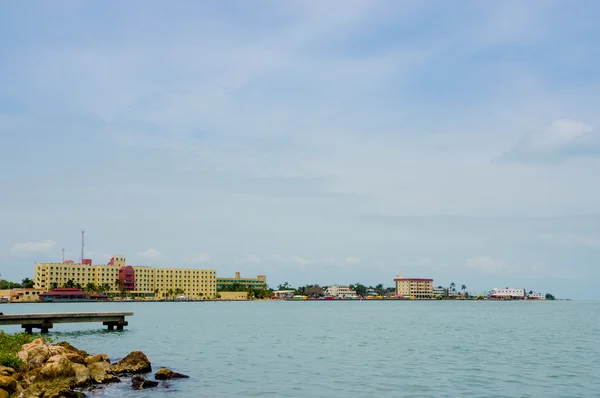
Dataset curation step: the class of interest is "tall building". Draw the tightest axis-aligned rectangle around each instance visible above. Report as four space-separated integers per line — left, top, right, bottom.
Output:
216 272 267 290
34 256 217 299
394 275 434 299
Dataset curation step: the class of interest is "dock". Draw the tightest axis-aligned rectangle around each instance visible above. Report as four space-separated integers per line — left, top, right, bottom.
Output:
0 312 133 333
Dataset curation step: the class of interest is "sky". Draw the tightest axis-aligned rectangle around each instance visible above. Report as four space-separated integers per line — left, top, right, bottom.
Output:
1 0 599 299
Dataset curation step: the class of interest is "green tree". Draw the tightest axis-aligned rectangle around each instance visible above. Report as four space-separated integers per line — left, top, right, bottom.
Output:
461 284 467 294
21 278 34 288
450 282 456 292
153 289 160 301
0 279 24 289
545 293 556 300
84 283 97 293
167 288 174 300
277 282 291 290
50 282 59 290
63 279 75 288
349 283 367 297
197 292 204 300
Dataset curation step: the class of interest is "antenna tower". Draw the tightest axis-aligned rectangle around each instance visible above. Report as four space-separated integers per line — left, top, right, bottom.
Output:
81 230 85 264
62 248 65 263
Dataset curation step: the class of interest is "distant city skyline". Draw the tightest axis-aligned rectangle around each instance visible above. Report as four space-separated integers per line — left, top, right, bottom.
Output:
1 1 599 299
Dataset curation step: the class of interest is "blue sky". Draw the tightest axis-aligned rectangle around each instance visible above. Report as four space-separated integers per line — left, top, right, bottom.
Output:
1 1 599 299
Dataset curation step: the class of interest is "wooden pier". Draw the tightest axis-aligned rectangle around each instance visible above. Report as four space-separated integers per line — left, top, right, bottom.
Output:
0 312 133 333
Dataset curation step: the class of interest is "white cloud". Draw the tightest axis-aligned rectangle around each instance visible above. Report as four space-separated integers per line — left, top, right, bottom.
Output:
137 248 167 262
10 240 56 256
270 254 282 260
417 257 430 265
499 119 600 162
246 254 261 263
292 256 313 265
345 257 361 263
184 253 212 264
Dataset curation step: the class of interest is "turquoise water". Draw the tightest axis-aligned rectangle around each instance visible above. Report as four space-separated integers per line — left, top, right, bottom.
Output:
1 301 599 397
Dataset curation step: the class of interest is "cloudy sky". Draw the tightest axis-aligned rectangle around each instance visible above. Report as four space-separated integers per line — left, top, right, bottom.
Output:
1 1 599 299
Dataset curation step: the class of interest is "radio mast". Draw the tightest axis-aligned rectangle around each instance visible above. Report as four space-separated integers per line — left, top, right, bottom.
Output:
81 230 85 264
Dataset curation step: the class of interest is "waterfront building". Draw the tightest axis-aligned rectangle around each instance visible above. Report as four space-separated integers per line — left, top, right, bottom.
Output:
34 256 217 299
39 288 108 302
490 288 526 299
394 275 434 299
433 286 448 297
0 288 45 303
272 290 295 300
217 272 267 290
527 292 545 300
325 285 357 299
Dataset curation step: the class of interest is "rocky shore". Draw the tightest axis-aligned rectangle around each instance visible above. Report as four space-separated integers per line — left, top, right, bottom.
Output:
0 339 188 398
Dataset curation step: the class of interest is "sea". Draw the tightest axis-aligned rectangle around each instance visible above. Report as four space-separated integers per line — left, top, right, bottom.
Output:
1 301 599 398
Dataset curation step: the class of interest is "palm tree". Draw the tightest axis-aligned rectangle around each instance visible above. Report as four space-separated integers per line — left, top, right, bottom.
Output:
85 283 97 293
167 288 174 301
450 282 456 292
153 289 160 301
461 284 467 294
197 292 204 301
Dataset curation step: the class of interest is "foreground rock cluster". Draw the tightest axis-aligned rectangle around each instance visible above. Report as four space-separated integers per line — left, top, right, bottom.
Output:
0 339 188 398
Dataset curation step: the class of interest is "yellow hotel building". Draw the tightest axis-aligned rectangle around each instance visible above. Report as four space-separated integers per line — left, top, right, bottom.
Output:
394 275 434 299
34 256 217 299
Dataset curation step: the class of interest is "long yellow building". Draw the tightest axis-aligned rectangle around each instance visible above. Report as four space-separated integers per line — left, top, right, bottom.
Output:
394 275 434 299
34 256 217 299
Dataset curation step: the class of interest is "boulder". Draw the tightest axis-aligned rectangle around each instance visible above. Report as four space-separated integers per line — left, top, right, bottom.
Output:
155 367 189 380
0 367 14 377
0 388 8 398
56 342 89 358
40 355 75 380
64 352 86 365
17 338 51 368
131 375 159 390
112 352 151 374
71 363 90 387
0 376 17 394
84 354 110 365
87 361 119 385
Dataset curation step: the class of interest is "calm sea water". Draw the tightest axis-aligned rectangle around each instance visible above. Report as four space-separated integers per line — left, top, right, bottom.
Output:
1 301 599 397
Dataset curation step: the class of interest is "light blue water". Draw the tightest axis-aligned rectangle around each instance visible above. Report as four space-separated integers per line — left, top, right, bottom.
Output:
1 301 599 397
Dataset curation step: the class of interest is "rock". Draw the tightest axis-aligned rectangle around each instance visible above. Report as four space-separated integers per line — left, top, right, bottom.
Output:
0 367 14 377
0 376 17 393
0 388 8 398
84 354 110 365
131 375 159 390
56 342 89 358
40 355 75 380
112 352 151 374
155 367 189 380
87 361 119 384
48 345 68 357
17 338 51 368
64 352 86 365
71 363 90 387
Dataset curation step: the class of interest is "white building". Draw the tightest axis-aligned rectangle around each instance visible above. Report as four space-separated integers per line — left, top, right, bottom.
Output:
490 288 526 299
433 286 447 297
527 292 545 300
325 285 356 299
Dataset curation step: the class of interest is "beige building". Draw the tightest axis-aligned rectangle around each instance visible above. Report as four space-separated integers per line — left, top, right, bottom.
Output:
34 256 217 299
0 288 45 303
394 275 434 299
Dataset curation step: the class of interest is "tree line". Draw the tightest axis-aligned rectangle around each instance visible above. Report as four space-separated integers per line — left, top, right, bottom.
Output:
0 278 34 290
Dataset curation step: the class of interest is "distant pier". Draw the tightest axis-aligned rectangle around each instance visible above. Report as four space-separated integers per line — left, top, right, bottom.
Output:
0 312 133 333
